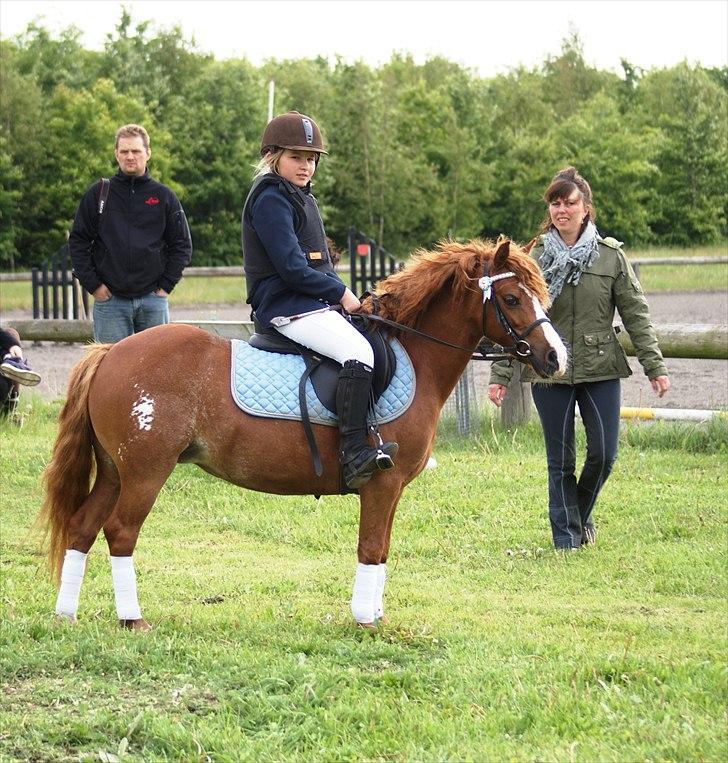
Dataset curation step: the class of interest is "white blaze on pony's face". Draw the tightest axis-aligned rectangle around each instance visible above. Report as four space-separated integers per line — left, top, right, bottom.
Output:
131 393 155 431
522 285 568 375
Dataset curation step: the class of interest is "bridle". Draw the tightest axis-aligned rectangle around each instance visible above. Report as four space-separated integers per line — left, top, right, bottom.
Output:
478 266 552 359
358 260 554 362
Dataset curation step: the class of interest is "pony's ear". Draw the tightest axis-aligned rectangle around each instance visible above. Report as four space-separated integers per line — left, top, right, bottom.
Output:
523 236 538 255
494 239 510 269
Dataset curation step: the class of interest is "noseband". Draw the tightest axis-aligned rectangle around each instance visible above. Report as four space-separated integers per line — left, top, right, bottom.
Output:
478 267 552 358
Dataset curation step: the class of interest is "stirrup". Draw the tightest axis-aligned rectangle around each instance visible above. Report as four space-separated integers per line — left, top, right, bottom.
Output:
374 442 398 470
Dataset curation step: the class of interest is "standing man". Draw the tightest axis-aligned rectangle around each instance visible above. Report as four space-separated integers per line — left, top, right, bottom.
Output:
69 124 192 343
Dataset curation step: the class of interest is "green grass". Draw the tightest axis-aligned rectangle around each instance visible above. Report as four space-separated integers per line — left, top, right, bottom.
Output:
631 245 728 292
2 400 727 762
0 246 725 312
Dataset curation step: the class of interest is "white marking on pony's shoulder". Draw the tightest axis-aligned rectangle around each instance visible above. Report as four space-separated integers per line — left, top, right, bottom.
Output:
131 393 155 432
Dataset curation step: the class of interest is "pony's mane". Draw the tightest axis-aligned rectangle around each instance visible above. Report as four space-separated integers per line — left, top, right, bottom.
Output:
362 238 550 327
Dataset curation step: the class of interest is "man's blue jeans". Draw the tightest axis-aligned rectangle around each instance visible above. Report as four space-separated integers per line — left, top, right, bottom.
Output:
93 292 169 343
532 380 621 549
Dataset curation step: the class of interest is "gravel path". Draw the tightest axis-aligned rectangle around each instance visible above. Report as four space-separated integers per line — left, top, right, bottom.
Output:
3 291 727 411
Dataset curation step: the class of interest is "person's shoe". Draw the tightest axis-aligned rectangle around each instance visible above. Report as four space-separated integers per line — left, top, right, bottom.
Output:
0 356 41 386
343 441 399 489
582 527 597 546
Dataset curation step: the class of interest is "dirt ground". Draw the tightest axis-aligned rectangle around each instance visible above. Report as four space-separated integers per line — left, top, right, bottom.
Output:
3 291 727 411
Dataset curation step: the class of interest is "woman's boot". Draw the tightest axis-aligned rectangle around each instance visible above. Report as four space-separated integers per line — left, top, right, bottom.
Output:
336 360 398 488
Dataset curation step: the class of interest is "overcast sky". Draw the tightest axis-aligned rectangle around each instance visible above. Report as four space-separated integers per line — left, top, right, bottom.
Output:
1 0 726 77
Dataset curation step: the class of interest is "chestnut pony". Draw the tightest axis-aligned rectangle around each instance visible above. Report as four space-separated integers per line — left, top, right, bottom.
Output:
39 239 566 629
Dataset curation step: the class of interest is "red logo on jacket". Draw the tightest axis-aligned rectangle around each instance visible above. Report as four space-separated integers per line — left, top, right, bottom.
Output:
145 196 160 205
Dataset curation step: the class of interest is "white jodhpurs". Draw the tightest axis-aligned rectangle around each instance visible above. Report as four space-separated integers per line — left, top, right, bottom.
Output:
275 310 374 368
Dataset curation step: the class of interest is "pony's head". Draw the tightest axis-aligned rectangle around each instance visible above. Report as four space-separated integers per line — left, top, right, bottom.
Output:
365 237 567 378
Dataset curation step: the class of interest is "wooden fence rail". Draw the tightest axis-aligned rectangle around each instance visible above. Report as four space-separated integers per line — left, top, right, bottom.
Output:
2 318 725 429
1 256 725 282
4 318 726 357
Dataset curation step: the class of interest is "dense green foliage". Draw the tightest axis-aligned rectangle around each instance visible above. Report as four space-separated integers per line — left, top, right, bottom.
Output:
1 401 726 760
1 15 727 270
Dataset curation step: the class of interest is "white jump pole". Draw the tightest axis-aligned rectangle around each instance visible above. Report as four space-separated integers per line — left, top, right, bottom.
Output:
619 407 727 422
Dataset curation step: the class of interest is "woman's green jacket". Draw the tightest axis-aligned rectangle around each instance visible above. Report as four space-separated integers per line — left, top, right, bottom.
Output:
489 236 668 387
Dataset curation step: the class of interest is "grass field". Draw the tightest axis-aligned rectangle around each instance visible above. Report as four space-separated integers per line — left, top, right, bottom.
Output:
1 401 726 762
0 246 726 312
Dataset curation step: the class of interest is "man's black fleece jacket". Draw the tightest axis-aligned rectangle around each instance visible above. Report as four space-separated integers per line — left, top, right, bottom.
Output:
69 170 193 299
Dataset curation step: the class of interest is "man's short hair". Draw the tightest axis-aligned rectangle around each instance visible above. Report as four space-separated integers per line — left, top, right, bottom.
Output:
115 124 150 152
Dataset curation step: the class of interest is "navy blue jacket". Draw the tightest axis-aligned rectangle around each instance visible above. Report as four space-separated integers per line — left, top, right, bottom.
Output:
242 176 345 327
69 171 192 299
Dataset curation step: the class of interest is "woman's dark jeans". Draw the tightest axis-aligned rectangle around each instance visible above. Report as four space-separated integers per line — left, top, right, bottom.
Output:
532 380 621 549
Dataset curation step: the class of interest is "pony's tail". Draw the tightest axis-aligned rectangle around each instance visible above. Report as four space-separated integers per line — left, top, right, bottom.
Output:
37 344 111 581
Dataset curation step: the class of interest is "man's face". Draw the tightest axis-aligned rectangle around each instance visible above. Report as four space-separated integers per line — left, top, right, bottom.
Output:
115 135 150 177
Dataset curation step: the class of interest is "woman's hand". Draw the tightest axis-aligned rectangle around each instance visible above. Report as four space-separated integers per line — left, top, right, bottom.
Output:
488 384 507 407
340 288 362 313
650 375 670 398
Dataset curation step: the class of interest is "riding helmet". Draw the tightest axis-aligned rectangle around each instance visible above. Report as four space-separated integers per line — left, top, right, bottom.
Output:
260 111 327 156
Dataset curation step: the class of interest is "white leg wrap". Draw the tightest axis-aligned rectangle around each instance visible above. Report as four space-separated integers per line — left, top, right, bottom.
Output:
374 563 386 620
110 555 142 621
55 549 88 619
350 562 379 624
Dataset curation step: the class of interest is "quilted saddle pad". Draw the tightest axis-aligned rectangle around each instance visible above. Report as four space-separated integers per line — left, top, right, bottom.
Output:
230 338 415 426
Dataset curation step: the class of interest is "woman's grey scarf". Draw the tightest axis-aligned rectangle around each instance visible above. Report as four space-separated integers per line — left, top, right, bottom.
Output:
539 221 600 301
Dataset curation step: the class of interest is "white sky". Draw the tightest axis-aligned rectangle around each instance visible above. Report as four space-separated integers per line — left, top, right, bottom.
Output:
1 0 727 77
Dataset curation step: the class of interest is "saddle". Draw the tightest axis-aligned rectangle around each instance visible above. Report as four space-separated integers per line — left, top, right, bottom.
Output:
248 313 396 411
247 313 397 483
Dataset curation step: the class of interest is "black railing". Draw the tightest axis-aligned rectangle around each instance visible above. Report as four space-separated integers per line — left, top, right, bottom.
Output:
348 227 402 296
31 244 89 319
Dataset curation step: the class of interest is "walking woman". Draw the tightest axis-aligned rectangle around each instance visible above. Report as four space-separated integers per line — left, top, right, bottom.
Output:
241 111 397 489
489 167 669 549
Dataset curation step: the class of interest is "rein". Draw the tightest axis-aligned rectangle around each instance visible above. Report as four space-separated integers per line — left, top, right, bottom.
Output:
359 266 553 361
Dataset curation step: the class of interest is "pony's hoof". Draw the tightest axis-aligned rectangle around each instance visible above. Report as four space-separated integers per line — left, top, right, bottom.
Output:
120 618 152 631
53 613 77 625
376 614 389 626
357 621 378 632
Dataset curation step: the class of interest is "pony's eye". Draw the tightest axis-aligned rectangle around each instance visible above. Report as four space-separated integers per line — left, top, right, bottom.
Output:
503 294 519 307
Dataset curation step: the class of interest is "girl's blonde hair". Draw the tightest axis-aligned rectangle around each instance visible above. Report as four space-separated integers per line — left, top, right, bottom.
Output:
253 148 286 179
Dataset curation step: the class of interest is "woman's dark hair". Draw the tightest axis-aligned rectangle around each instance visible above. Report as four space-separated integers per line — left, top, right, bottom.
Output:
538 166 596 235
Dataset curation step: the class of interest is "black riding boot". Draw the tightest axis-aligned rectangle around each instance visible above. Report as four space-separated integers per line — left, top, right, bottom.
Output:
337 360 398 489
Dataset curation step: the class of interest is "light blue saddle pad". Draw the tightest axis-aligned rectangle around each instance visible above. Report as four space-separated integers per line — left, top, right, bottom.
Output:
230 338 416 426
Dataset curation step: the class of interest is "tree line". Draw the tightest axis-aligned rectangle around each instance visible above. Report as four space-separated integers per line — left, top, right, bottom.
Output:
1 10 726 270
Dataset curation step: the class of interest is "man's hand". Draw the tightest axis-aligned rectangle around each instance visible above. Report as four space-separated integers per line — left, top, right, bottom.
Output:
92 284 112 301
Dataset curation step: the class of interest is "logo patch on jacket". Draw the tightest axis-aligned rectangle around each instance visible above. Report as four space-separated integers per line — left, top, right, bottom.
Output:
145 196 160 206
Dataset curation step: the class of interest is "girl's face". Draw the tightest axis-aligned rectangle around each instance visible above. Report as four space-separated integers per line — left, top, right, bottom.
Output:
549 190 588 244
276 149 318 187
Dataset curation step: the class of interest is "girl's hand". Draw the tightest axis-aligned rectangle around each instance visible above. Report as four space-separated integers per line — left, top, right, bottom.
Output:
340 288 361 313
650 375 670 398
